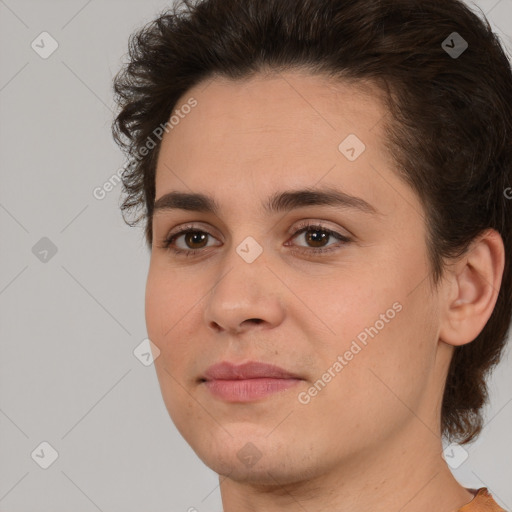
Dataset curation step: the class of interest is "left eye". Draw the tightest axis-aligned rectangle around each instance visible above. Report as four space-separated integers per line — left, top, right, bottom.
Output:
288 224 351 250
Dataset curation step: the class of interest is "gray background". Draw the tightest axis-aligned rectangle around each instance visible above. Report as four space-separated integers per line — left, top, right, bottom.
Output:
0 1 511 511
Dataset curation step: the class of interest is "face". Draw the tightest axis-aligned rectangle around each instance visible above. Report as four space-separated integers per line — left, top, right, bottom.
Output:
145 71 448 484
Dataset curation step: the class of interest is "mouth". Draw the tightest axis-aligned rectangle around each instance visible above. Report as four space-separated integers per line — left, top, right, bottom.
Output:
199 361 303 402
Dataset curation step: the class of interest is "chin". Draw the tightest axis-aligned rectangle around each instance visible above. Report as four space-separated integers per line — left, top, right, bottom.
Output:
191 433 321 487
200 451 312 486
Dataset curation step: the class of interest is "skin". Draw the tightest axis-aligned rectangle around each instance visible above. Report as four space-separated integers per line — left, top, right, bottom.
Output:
145 70 505 512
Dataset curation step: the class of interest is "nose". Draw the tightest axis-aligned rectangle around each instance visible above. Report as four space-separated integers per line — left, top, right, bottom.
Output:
203 250 286 336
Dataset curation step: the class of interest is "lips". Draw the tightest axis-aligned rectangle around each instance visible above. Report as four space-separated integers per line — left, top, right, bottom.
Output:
200 361 303 402
202 361 301 381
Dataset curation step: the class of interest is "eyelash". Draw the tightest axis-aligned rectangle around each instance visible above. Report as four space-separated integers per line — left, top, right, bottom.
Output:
161 221 352 258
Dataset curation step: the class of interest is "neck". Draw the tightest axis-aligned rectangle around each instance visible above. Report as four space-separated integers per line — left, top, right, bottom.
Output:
218 422 474 512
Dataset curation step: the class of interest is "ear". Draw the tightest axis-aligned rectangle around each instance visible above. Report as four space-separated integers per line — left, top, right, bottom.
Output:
439 229 505 347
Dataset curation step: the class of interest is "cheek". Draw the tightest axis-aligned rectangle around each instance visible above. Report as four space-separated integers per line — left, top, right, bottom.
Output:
145 269 203 427
297 255 436 403
145 264 212 386
145 270 169 345
287 267 394 354
297 300 435 450
145 267 190 361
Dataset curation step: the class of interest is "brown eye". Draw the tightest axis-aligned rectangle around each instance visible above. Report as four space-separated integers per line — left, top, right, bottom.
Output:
289 223 351 252
181 231 209 249
301 227 331 247
164 229 219 252
161 222 351 258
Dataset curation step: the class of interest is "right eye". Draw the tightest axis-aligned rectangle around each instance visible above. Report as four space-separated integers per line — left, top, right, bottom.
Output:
162 226 222 256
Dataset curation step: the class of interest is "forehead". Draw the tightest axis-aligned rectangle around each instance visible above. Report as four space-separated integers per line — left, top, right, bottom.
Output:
154 71 400 214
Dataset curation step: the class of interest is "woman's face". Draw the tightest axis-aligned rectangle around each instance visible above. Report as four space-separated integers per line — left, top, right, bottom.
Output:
145 71 449 483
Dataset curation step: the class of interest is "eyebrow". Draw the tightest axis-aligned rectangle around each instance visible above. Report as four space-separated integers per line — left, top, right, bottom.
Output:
153 186 379 216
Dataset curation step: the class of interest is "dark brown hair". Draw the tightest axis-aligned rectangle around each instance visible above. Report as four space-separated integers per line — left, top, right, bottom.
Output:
112 0 512 444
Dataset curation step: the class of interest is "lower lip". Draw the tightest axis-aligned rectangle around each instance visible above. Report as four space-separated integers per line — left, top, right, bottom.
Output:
203 378 301 402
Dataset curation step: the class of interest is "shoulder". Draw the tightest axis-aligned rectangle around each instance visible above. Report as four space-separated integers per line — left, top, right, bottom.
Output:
458 488 507 512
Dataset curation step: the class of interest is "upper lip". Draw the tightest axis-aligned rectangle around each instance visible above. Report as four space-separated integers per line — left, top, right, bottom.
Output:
202 361 302 381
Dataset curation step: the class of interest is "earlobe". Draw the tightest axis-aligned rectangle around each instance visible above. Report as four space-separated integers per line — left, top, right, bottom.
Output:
439 229 505 347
